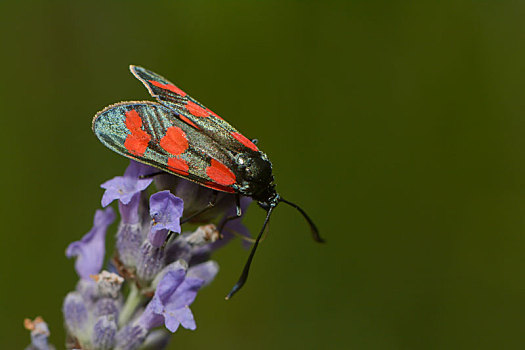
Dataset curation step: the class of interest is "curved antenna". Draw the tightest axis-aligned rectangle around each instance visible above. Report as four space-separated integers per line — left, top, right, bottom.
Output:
225 206 275 300
279 197 324 243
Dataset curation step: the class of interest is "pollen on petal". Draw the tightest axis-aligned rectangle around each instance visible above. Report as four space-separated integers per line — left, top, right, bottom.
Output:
124 110 151 156
185 101 209 117
148 80 187 97
206 159 236 186
160 126 189 155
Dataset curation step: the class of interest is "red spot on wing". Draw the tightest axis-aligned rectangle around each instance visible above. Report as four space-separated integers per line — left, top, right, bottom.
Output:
206 159 236 186
160 126 189 155
231 132 259 152
179 115 200 130
148 80 187 97
167 157 189 176
186 101 209 117
204 181 236 193
124 109 151 156
206 108 223 120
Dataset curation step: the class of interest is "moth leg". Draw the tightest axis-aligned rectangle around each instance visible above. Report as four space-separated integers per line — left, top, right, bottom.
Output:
218 194 243 234
180 191 219 224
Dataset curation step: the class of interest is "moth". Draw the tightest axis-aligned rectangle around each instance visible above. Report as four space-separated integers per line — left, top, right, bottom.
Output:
93 65 323 298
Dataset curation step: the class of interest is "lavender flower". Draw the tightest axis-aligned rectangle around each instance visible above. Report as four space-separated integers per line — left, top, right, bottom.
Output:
65 207 116 280
26 161 250 350
27 160 251 350
100 160 155 207
148 190 184 247
139 261 218 332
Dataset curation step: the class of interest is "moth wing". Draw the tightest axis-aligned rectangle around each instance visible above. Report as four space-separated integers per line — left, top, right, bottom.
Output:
92 101 237 193
130 65 260 154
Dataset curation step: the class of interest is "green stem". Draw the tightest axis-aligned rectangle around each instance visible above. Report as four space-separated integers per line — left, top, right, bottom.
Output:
119 284 144 327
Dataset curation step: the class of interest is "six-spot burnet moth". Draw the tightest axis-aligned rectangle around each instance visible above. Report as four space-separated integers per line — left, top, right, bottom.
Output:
92 65 324 299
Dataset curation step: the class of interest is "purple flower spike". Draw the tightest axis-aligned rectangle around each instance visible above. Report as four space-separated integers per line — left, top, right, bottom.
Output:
148 191 184 247
101 160 155 207
66 207 116 279
138 268 204 333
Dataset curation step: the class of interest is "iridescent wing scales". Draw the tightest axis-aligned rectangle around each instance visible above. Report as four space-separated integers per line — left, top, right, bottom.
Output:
129 65 260 154
93 101 237 193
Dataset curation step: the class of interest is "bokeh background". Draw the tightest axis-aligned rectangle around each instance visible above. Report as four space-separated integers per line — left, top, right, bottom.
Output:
2 1 525 349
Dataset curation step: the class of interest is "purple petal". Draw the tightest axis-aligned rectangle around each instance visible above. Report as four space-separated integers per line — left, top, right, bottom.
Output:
148 191 184 247
136 305 164 331
163 312 181 333
100 161 154 207
163 304 196 331
118 192 141 224
150 191 184 231
187 261 219 287
151 260 188 290
138 266 204 334
176 306 196 330
147 228 169 248
167 278 204 310
154 269 186 305
66 207 115 279
137 270 186 331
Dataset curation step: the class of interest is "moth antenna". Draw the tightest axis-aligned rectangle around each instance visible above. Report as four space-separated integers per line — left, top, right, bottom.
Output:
225 206 275 300
279 197 324 243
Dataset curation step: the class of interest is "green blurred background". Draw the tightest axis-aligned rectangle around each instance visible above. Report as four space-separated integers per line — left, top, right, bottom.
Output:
2 1 525 349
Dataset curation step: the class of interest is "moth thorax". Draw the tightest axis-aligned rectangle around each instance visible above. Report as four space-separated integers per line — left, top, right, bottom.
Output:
235 153 275 199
